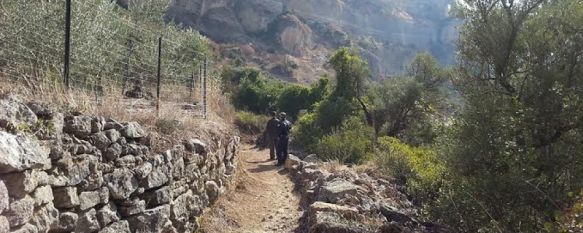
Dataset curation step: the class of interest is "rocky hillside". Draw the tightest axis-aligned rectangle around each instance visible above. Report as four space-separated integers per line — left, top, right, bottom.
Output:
0 96 239 232
166 0 458 82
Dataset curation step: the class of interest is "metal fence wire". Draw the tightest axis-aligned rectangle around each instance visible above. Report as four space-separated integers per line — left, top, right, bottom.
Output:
0 0 210 118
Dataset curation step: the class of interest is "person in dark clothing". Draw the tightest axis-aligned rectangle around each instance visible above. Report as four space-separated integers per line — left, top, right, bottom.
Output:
276 112 292 166
265 111 280 160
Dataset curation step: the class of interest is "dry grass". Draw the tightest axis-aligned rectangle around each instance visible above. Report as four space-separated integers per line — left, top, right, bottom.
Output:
0 74 237 153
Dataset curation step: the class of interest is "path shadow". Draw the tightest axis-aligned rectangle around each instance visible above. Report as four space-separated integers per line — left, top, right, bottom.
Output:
244 158 274 164
248 164 279 173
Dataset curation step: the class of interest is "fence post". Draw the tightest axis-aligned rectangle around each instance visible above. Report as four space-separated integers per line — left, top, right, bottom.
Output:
203 57 208 119
190 70 195 100
156 37 162 117
63 0 71 90
122 39 133 95
199 63 203 117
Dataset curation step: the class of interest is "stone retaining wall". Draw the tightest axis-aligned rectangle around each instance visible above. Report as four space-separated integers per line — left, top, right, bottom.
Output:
0 97 240 233
284 155 451 233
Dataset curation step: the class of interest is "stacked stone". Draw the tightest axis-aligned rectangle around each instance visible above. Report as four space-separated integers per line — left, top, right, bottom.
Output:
0 97 240 233
284 155 451 233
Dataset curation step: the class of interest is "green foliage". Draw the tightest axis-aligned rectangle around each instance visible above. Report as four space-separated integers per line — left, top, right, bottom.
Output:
314 117 373 164
0 0 209 87
276 79 328 120
427 0 583 232
367 53 448 145
232 76 283 114
234 111 271 135
292 112 324 151
222 66 328 119
329 47 370 99
314 97 356 133
374 137 445 204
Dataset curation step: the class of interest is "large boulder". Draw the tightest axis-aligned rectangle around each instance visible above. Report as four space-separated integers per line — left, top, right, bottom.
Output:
76 208 101 233
141 166 170 190
79 191 102 210
63 115 93 139
105 168 139 200
183 139 207 155
59 154 92 186
303 154 322 164
142 187 172 208
90 132 112 152
99 220 131 233
0 181 8 214
119 199 147 217
307 202 370 233
284 154 302 170
268 13 313 56
0 97 37 129
234 0 282 33
205 181 220 203
29 202 59 233
97 203 120 227
10 223 38 233
0 131 49 173
0 216 9 233
32 185 54 207
317 180 361 203
309 202 359 218
127 205 171 233
171 190 202 221
56 212 79 232
379 205 415 224
0 170 40 198
4 195 35 228
53 187 80 209
121 122 146 139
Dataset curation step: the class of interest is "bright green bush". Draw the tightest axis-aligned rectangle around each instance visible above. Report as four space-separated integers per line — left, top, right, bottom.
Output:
314 117 373 164
314 97 356 132
277 79 328 120
291 112 323 150
375 137 445 203
223 66 328 119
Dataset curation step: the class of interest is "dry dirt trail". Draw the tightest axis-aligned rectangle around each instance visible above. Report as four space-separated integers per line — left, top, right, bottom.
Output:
199 144 304 233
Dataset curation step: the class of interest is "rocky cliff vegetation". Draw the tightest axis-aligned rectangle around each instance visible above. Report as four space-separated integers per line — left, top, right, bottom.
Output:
0 96 240 233
166 0 458 82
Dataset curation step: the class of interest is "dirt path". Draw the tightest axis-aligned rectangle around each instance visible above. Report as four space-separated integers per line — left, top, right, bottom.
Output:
199 144 303 233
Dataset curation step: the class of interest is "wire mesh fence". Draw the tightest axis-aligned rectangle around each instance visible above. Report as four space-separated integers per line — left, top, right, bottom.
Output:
0 0 210 118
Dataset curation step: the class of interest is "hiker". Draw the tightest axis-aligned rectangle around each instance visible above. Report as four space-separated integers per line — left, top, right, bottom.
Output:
276 112 292 166
265 111 280 160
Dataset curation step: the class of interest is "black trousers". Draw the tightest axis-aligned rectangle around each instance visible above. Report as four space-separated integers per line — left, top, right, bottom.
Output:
276 137 289 165
268 139 276 160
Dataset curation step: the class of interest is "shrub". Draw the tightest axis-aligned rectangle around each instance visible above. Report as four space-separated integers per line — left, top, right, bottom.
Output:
276 85 313 120
234 111 271 135
223 66 328 119
292 112 323 150
375 137 445 204
314 97 356 133
314 117 373 164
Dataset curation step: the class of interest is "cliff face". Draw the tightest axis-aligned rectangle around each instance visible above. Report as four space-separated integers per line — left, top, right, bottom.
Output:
166 0 458 81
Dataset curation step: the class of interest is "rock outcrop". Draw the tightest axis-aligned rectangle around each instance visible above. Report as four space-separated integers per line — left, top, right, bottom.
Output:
286 155 452 233
0 97 240 233
165 0 459 80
